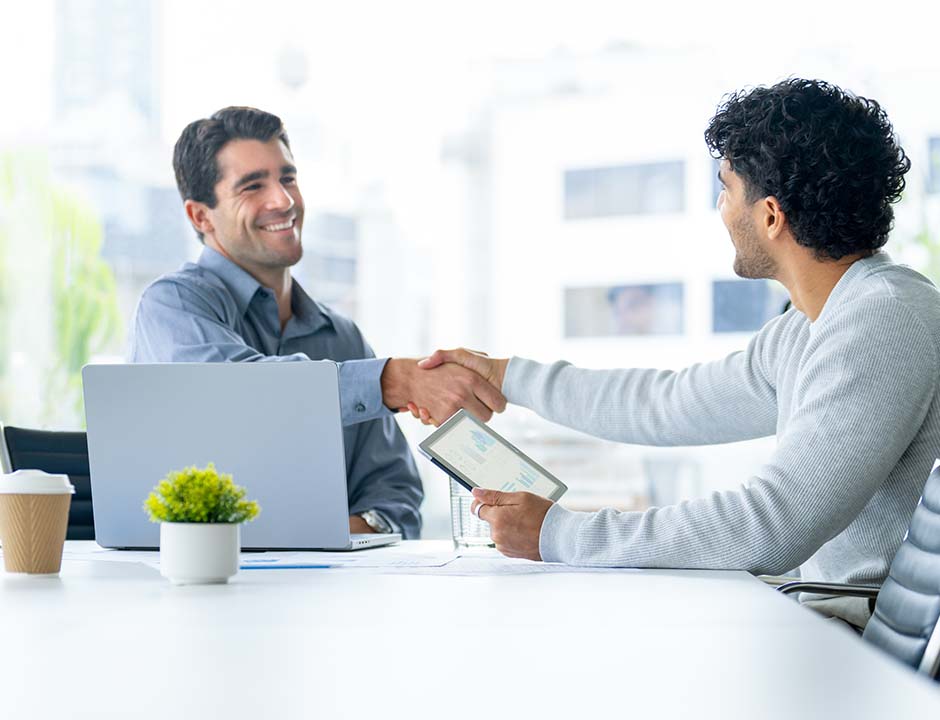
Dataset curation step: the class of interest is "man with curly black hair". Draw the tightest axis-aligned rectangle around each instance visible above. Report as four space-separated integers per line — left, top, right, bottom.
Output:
418 79 940 629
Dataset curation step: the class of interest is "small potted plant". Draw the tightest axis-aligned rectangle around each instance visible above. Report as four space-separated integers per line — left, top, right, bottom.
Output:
144 463 260 585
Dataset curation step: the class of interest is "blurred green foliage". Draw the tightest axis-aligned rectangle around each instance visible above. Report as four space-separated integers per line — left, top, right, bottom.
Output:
0 152 121 425
48 185 121 420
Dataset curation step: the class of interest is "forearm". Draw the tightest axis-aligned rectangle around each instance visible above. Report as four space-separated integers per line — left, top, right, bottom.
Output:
131 289 391 427
503 356 776 446
540 482 814 573
338 358 393 426
345 418 424 539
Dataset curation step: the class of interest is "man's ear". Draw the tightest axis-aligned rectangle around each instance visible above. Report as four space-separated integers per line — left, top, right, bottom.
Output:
184 199 215 239
761 195 788 241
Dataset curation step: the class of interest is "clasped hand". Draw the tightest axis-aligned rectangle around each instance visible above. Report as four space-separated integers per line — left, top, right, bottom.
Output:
386 348 552 562
470 488 553 561
399 347 510 426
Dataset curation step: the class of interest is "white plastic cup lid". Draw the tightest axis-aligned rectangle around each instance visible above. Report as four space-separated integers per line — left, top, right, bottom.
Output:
0 470 75 495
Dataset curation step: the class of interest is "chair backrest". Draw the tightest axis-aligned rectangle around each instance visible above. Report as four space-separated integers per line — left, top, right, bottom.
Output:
863 464 940 679
1 426 95 541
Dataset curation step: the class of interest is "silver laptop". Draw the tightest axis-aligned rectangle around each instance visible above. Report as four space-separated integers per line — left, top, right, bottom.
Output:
82 362 400 550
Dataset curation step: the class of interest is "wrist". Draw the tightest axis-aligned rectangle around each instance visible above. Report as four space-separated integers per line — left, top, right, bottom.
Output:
360 510 394 535
380 358 414 409
349 515 373 534
494 358 509 391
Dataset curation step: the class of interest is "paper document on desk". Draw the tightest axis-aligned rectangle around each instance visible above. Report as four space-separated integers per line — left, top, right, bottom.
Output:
47 542 457 571
391 552 640 576
239 550 457 569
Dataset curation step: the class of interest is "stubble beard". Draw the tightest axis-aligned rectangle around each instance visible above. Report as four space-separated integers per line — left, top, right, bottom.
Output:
236 224 305 271
731 215 776 280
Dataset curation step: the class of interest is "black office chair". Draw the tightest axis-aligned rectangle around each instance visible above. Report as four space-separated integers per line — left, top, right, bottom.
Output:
777 464 940 680
0 424 95 540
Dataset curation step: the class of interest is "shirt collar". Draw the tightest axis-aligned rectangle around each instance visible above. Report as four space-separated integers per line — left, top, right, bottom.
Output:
196 246 333 335
288 279 334 336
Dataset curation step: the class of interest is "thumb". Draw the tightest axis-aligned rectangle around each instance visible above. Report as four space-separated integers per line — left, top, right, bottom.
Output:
417 349 448 369
471 487 509 505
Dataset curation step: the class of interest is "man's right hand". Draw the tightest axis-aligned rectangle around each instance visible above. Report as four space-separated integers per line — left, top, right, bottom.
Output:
417 348 509 389
398 348 510 425
381 357 507 426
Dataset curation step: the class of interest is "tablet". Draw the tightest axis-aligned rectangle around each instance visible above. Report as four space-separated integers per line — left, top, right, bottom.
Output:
418 410 567 501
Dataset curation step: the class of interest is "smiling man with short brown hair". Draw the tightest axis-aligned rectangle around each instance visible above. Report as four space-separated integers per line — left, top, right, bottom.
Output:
131 106 506 538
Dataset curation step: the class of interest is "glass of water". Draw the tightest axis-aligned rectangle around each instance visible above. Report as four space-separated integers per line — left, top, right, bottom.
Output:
450 479 494 548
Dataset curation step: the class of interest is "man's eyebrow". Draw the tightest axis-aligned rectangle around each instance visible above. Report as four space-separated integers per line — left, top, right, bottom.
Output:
281 164 297 176
233 169 269 190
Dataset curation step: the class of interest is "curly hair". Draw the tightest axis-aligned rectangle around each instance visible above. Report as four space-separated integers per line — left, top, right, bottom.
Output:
704 78 910 261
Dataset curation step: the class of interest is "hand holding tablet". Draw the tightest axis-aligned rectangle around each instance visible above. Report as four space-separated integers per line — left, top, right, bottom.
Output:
418 410 567 501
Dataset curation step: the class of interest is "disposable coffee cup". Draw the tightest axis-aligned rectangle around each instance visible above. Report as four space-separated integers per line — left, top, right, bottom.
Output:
0 470 75 575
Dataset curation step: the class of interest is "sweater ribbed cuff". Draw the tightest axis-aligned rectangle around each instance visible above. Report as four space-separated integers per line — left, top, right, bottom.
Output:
539 502 589 564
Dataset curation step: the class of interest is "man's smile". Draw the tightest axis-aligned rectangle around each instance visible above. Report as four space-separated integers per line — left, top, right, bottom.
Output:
258 215 297 233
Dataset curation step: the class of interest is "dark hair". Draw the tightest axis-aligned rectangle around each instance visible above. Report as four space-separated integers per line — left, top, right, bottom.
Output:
173 106 291 240
704 78 910 260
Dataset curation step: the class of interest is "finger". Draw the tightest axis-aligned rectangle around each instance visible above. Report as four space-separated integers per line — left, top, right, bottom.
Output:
471 376 507 413
417 349 449 369
456 394 493 423
421 348 491 379
471 487 510 506
406 402 421 419
418 407 434 425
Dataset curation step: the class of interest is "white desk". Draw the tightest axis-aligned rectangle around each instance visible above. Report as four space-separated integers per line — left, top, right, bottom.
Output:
1 541 938 719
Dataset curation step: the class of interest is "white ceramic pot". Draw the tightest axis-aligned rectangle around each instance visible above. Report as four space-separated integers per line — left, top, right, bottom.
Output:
159 522 240 585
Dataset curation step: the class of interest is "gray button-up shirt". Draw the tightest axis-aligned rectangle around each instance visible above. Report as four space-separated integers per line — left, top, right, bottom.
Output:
129 246 423 537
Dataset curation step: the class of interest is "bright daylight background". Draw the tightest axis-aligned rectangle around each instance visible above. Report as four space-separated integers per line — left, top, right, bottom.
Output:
3 0 940 538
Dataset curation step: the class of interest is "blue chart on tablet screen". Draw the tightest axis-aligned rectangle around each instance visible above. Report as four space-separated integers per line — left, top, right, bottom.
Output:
432 416 557 497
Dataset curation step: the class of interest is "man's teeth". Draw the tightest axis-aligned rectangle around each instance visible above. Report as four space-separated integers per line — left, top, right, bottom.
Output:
261 219 294 231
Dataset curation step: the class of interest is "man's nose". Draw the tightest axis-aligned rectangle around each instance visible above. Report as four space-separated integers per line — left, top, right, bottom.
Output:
266 184 294 212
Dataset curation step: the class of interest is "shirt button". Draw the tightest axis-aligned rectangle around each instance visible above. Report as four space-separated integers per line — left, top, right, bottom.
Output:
356 403 366 413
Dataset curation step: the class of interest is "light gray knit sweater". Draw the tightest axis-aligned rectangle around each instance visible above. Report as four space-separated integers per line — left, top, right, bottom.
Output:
505 253 940 595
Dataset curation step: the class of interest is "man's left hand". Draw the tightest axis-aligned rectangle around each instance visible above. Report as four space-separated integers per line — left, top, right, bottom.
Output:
349 515 375 534
470 488 553 561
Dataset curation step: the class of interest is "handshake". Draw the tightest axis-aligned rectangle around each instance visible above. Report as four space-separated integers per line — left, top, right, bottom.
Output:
380 348 510 426
382 347 553 562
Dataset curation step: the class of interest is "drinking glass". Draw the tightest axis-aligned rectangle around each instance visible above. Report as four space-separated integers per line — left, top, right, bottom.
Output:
449 479 494 548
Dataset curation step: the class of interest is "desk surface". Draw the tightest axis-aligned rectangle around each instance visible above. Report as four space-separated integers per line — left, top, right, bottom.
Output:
1 541 938 719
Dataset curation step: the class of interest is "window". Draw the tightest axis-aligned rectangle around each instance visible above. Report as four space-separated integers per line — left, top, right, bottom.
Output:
564 162 685 219
712 279 790 333
711 157 723 208
296 213 360 316
929 137 940 194
565 283 684 337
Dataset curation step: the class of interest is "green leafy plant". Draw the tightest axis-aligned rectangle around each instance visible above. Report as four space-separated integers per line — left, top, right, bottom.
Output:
144 463 260 524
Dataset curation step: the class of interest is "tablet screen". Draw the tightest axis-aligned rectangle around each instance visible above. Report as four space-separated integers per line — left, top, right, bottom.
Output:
419 411 567 501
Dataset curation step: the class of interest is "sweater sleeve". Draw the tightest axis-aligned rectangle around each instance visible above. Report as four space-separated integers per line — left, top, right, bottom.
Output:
503 314 791 447
537 298 938 572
